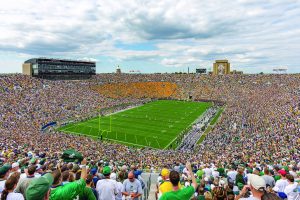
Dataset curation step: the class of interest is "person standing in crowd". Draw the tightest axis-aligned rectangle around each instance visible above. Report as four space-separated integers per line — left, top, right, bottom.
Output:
235 174 266 200
261 168 275 188
227 166 237 183
0 175 24 200
79 174 97 200
236 167 245 189
96 166 117 200
25 173 54 200
273 169 289 193
160 161 197 200
122 172 143 200
50 159 87 200
110 172 123 200
203 164 212 178
9 163 19 177
0 164 11 193
284 174 298 200
15 165 37 197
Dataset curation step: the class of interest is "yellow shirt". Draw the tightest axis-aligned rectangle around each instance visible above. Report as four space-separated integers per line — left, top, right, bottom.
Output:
159 181 181 194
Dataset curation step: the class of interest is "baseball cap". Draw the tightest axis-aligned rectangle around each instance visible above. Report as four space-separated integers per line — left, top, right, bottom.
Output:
278 169 287 176
103 166 111 176
90 168 97 175
247 174 266 191
12 162 19 168
30 158 37 164
26 173 54 200
161 168 170 177
110 172 117 180
0 164 12 176
39 158 46 165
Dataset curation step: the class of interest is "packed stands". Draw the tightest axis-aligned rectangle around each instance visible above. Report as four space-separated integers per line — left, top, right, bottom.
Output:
92 82 178 99
0 73 300 199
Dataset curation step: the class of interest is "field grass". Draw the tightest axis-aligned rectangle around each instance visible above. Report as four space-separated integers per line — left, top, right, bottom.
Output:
197 126 212 144
197 107 224 144
58 100 212 149
210 107 224 126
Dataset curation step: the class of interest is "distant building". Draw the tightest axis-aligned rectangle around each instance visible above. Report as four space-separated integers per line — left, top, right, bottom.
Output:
231 70 243 75
196 68 207 74
273 66 288 73
23 58 96 80
116 65 121 74
213 60 231 75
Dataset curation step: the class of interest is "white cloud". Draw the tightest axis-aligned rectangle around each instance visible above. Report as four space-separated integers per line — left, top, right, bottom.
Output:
0 0 300 73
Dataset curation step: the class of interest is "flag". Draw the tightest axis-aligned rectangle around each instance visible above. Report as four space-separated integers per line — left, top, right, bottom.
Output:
61 149 83 163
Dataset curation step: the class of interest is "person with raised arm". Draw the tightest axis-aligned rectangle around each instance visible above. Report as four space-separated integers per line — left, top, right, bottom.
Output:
160 161 198 200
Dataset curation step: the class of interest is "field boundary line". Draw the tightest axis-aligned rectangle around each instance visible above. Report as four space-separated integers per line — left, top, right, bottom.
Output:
163 136 178 150
196 106 226 144
62 130 154 148
163 103 212 149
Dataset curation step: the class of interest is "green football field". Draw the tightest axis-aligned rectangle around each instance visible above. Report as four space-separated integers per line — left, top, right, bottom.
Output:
58 100 212 149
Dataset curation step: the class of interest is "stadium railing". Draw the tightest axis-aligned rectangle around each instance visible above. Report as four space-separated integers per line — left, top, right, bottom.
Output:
139 173 151 200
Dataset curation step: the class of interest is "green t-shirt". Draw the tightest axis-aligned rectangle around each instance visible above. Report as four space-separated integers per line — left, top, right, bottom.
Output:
197 195 205 200
196 169 204 179
160 186 195 200
50 178 86 200
79 186 97 200
274 175 281 181
235 174 245 186
217 168 225 176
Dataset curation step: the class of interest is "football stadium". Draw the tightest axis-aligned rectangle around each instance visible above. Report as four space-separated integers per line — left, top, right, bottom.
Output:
59 100 212 149
1 1 300 200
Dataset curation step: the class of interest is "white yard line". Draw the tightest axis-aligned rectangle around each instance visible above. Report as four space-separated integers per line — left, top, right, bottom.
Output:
63 130 151 148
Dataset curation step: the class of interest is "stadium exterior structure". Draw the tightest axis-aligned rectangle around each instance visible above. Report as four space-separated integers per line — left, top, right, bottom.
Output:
22 58 96 80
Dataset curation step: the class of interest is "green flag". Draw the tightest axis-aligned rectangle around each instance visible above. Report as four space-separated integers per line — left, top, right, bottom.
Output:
61 149 83 163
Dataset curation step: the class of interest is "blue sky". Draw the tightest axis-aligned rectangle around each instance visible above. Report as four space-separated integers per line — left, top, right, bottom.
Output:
0 0 300 74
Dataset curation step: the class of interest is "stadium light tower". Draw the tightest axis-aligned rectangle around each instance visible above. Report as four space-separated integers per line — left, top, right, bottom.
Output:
273 66 288 74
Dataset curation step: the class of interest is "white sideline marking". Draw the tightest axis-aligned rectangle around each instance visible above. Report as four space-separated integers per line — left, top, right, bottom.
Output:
62 130 152 148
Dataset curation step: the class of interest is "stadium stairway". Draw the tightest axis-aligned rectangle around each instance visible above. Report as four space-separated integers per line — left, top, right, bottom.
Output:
141 173 159 200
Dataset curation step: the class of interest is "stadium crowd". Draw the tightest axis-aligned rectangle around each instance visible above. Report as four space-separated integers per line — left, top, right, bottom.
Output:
0 73 300 199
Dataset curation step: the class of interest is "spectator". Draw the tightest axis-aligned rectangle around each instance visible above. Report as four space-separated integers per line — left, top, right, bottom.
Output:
273 169 288 193
160 161 197 200
96 166 117 200
284 174 298 200
25 173 53 200
0 164 11 193
122 172 142 200
79 174 97 200
50 159 87 200
0 175 24 200
110 173 123 200
261 168 275 188
235 174 266 200
15 165 38 197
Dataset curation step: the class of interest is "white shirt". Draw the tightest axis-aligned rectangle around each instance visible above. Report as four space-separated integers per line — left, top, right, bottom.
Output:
0 180 6 193
227 170 237 181
115 181 123 200
212 170 220 178
203 168 212 177
284 183 298 200
289 171 297 178
273 179 289 192
0 192 24 200
182 167 191 177
239 197 260 200
96 179 118 200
